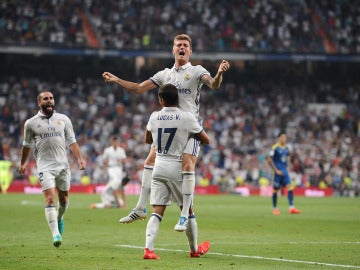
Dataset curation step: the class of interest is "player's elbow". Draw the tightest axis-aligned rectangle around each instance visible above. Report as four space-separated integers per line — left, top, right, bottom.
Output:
209 83 220 90
203 137 210 145
198 132 210 145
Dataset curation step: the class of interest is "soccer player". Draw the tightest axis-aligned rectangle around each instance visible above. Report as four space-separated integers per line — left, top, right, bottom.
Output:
102 34 230 225
90 136 128 209
19 91 86 247
143 83 211 259
267 131 301 215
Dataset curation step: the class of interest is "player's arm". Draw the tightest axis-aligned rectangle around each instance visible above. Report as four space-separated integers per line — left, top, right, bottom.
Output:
201 60 230 90
18 146 31 175
102 158 108 170
69 143 86 170
102 72 157 94
195 130 210 145
266 156 283 176
286 156 292 172
144 129 153 144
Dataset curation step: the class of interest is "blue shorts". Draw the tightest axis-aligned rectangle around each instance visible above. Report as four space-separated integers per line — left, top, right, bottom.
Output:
273 169 291 190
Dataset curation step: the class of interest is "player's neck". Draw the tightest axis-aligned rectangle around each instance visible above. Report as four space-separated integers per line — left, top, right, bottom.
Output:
175 60 188 69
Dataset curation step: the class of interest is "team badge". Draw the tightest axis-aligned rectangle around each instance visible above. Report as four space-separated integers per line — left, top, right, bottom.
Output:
184 73 190 81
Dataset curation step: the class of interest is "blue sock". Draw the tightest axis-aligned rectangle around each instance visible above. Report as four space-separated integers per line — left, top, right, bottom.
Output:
288 190 294 207
272 192 278 208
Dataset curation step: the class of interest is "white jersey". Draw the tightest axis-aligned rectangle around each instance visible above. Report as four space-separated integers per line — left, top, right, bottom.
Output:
22 111 77 172
147 107 203 163
102 146 126 170
150 62 210 120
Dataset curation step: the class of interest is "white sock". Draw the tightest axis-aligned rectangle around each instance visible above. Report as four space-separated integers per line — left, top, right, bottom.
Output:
45 205 59 236
185 215 198 253
145 213 162 251
135 166 153 210
57 201 68 220
181 172 195 218
93 202 106 208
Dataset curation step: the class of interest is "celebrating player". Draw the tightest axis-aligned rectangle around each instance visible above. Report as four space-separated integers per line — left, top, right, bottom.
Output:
103 34 230 227
19 91 86 247
266 131 301 215
143 83 210 259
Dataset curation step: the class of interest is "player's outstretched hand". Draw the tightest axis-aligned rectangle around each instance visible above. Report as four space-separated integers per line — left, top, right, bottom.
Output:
102 72 118 83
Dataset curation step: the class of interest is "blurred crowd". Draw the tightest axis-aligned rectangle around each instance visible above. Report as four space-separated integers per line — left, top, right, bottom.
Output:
0 0 359 54
0 74 359 196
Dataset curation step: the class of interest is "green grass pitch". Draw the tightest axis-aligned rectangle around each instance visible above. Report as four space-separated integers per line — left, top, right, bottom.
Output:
0 193 359 270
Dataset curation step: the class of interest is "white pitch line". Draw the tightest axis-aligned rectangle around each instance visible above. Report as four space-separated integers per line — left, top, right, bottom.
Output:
116 244 360 269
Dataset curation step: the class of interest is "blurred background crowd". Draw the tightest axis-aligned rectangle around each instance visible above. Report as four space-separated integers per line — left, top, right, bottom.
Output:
0 0 359 196
1 0 359 53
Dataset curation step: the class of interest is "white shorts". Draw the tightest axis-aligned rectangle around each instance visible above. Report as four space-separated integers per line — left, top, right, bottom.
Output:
38 168 71 191
183 136 201 157
150 159 183 206
108 167 123 182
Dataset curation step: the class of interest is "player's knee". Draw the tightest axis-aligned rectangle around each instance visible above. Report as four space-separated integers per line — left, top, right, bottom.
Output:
45 196 56 206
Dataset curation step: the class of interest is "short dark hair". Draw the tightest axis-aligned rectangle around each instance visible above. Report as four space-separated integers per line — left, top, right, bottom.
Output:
37 90 53 102
277 130 286 137
158 84 179 107
111 136 119 141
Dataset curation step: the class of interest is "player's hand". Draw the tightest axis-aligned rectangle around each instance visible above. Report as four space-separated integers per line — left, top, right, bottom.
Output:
102 72 117 83
18 164 26 175
78 159 86 170
218 60 230 74
275 169 283 176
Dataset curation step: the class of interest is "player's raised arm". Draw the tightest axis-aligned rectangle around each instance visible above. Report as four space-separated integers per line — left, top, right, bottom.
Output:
102 72 157 94
201 60 230 90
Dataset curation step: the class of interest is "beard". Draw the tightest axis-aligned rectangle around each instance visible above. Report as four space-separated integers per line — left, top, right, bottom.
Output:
41 104 54 118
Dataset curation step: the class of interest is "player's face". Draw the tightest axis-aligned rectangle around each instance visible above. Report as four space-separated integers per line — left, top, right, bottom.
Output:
111 139 119 148
278 134 287 145
173 39 192 65
38 92 55 117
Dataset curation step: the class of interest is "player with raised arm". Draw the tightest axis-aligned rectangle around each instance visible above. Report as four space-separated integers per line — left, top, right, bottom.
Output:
103 34 230 228
19 91 86 247
143 83 210 259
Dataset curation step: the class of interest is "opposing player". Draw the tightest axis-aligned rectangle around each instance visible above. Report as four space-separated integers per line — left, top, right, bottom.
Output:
143 83 210 259
266 131 301 215
19 91 86 247
102 34 230 225
90 136 128 209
